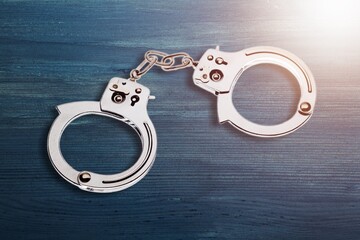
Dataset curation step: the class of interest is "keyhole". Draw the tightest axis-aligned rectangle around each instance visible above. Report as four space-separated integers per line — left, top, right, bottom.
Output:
131 95 140 106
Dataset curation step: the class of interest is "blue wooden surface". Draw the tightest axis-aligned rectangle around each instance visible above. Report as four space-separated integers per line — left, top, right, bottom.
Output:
1 0 360 239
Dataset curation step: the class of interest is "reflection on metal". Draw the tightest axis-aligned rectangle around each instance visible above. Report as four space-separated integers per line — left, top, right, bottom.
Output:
47 78 157 193
48 46 317 192
193 46 316 137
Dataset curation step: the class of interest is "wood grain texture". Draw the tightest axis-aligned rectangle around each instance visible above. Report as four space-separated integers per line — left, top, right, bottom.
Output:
1 0 360 239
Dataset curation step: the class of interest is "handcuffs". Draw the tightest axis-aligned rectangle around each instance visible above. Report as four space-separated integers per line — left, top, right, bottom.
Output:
47 46 316 193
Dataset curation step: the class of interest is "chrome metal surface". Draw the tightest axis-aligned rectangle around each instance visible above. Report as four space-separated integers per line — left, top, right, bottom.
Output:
47 46 316 193
193 46 316 137
47 77 157 193
130 50 198 81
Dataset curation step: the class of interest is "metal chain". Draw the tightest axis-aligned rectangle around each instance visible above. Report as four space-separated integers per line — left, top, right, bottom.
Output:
129 50 198 81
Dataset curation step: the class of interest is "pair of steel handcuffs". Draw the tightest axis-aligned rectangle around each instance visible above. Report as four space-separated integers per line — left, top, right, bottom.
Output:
47 46 316 193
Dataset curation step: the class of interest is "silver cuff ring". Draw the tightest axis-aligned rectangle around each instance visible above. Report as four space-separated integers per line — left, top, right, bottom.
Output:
193 46 316 137
47 78 157 193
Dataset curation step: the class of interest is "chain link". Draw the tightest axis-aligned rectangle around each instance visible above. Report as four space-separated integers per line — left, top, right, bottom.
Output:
129 50 198 81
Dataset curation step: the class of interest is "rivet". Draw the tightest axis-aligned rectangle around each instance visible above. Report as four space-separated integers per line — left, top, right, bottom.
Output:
112 84 118 89
207 55 214 61
212 73 220 80
79 172 91 183
135 88 142 93
215 57 224 64
113 94 124 103
300 102 311 112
